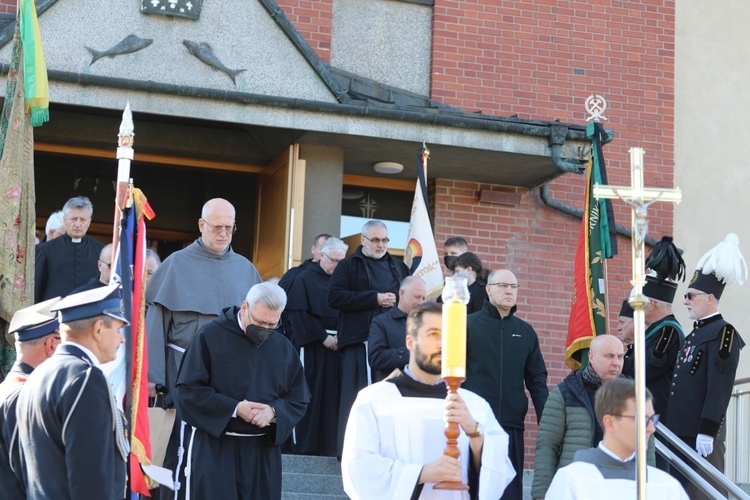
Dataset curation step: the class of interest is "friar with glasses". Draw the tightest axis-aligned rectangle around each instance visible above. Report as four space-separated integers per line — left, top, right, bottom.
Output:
174 281 309 499
1 298 62 498
35 196 104 303
546 378 688 499
328 219 410 456
145 198 261 499
285 237 348 456
665 233 746 499
464 268 549 500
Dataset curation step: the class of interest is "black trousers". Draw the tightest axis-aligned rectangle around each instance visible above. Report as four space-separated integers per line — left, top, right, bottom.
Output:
501 427 524 500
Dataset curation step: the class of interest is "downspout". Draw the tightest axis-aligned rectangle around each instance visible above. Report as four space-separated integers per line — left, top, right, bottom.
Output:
540 123 659 247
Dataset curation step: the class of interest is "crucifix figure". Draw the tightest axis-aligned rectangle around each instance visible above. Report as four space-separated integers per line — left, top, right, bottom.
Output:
593 146 681 499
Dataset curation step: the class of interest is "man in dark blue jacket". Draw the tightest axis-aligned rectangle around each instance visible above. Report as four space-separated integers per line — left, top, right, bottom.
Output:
368 276 427 382
16 284 129 500
328 220 409 456
465 268 548 500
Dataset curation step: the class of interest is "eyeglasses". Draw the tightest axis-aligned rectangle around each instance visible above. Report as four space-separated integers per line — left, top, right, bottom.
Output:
362 235 390 245
98 260 112 269
612 413 660 427
322 253 342 263
248 308 281 329
488 282 521 290
201 219 237 235
684 291 708 301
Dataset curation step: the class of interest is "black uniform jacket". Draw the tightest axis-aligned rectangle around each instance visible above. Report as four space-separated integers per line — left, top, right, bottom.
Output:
665 314 744 438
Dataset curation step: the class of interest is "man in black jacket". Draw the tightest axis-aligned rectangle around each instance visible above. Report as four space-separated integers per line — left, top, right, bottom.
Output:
368 276 427 382
328 220 409 456
465 268 548 500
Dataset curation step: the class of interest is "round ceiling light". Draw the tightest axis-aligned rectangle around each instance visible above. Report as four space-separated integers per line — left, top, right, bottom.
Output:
373 161 404 175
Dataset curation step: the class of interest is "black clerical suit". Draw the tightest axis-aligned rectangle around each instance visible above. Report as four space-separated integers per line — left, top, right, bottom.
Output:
16 344 126 500
367 306 408 382
34 234 103 303
175 306 310 499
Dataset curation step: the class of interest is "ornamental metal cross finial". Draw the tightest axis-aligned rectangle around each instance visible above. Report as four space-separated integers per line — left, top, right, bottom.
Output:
592 146 681 500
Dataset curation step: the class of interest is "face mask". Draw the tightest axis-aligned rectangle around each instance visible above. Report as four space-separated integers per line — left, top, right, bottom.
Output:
244 324 275 347
444 255 458 271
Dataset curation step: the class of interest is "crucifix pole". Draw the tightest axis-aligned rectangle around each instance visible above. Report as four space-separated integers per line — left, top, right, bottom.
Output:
593 147 681 499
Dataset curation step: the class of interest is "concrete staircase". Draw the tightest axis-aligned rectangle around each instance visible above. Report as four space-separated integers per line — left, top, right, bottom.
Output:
280 455 747 500
281 454 348 500
281 454 535 499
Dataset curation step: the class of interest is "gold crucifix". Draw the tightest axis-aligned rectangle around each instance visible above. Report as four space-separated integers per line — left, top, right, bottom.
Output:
593 146 681 500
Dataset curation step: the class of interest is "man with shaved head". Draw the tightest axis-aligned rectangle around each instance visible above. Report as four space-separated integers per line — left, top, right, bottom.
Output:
531 334 657 499
465 268 548 500
70 243 114 293
145 198 261 499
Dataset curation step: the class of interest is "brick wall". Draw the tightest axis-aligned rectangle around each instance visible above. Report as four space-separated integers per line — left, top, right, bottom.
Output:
276 0 333 62
427 1 675 469
0 0 15 15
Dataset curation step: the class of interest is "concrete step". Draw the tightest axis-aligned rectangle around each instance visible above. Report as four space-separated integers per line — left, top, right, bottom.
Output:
282 494 348 500
282 454 345 497
283 471 345 496
282 454 342 475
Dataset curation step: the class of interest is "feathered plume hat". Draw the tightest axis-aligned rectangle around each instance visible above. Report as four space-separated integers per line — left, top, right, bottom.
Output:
643 236 685 303
689 233 747 300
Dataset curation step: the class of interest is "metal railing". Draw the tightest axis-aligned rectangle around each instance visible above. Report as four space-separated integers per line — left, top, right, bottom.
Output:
655 422 750 500
727 377 750 483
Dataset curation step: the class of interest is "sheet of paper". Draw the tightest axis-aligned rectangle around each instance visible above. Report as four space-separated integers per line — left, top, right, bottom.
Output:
142 464 175 490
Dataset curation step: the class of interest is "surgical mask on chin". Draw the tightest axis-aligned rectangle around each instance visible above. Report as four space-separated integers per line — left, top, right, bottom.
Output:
244 324 275 347
444 255 458 271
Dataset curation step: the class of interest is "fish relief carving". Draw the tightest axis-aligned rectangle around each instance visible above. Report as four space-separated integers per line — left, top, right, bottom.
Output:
183 40 247 86
85 35 153 66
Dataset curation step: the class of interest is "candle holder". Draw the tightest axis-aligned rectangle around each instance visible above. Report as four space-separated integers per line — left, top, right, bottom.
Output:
434 276 470 491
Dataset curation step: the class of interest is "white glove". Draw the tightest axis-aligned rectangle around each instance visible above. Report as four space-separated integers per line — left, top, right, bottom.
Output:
696 433 714 457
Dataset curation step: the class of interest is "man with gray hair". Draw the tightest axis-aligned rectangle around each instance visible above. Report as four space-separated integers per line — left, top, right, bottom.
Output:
35 196 104 303
286 236 348 456
174 281 309 499
43 210 65 242
145 198 261 499
329 220 410 455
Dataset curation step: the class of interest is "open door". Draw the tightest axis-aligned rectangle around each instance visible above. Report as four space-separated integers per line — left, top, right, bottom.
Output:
253 145 306 279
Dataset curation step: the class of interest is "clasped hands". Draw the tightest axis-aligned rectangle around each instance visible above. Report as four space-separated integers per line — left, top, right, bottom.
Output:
419 393 478 485
377 292 396 308
236 400 275 428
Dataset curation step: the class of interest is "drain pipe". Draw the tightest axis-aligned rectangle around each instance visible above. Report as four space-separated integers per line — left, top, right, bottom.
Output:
540 123 659 247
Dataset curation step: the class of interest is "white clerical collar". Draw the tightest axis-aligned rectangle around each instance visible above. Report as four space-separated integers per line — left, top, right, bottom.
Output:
71 237 82 243
237 311 244 331
62 341 101 368
403 365 443 386
598 442 635 463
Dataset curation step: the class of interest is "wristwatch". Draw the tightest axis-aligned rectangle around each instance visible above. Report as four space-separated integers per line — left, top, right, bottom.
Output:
466 421 482 438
